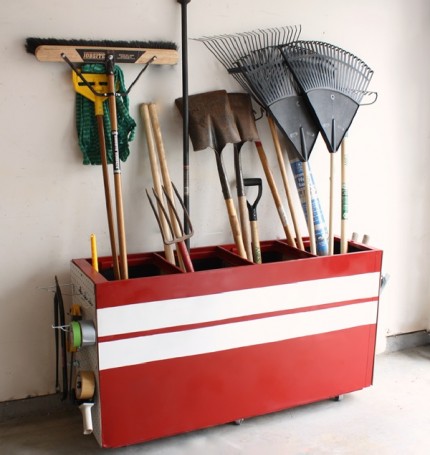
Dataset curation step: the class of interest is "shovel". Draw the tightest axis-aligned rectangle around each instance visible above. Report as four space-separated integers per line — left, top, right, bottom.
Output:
175 90 247 259
244 178 263 264
228 93 261 262
225 92 297 248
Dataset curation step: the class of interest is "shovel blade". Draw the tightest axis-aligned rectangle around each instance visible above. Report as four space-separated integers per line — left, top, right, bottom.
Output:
227 93 260 143
175 90 241 152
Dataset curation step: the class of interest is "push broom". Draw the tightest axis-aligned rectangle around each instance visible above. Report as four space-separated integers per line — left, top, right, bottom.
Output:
280 41 376 254
26 38 179 278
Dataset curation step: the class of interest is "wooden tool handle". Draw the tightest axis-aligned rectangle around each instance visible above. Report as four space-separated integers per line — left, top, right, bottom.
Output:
212 148 247 259
250 220 262 264
149 104 180 227
340 139 348 254
234 145 253 261
140 104 176 265
148 103 190 271
255 141 296 248
225 198 247 259
107 72 128 279
96 115 120 280
113 174 128 278
328 152 335 255
268 117 304 251
238 195 253 261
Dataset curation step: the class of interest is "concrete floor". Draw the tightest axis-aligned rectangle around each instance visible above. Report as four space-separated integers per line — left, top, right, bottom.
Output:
1 345 429 454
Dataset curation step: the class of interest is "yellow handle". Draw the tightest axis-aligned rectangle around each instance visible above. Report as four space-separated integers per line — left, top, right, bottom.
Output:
90 234 98 272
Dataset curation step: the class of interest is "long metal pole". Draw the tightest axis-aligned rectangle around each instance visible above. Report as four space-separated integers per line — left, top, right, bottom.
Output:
178 0 191 250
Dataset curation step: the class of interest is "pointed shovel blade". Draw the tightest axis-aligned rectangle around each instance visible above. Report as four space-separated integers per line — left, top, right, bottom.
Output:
175 90 241 152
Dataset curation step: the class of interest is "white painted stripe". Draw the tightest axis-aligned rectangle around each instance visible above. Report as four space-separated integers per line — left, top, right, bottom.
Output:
98 300 377 371
97 272 380 337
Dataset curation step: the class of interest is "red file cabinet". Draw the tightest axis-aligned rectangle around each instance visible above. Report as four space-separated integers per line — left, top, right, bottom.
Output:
71 239 382 448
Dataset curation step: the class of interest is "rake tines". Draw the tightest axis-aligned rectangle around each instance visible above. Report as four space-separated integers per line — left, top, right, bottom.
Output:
280 40 376 255
196 25 301 106
280 40 375 152
196 25 325 254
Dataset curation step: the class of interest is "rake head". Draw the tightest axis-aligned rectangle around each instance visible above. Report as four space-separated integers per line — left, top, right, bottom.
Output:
146 182 193 246
236 47 319 162
280 41 376 152
195 25 301 106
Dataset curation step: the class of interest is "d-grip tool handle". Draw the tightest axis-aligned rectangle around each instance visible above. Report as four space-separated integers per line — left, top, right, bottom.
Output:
244 178 263 264
244 178 262 221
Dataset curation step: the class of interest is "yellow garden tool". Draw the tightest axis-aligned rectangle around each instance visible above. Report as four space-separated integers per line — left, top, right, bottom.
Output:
72 71 121 279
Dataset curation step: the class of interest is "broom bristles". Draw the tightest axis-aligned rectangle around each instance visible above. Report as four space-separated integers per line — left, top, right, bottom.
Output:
25 37 178 55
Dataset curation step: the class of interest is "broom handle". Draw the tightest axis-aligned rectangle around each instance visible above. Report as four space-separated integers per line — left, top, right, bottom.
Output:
302 162 317 255
140 104 176 265
329 153 335 255
254 141 296 248
96 114 120 280
107 69 128 280
268 117 304 251
340 137 348 254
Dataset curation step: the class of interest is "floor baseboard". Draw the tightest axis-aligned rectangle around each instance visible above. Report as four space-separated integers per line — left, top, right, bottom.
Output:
385 330 430 353
0 394 74 423
2 331 429 423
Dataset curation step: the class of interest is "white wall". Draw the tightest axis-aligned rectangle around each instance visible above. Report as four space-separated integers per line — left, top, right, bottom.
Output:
1 0 429 401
